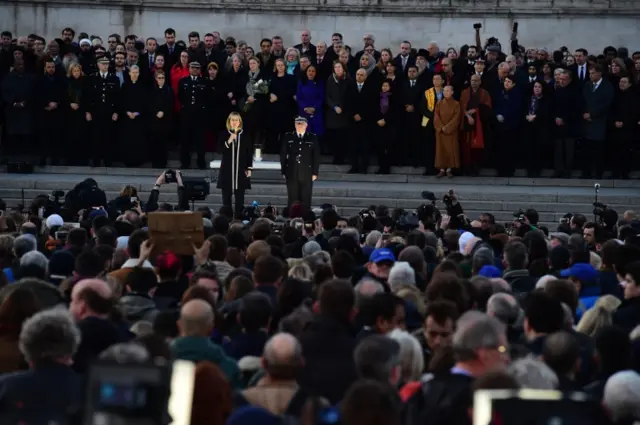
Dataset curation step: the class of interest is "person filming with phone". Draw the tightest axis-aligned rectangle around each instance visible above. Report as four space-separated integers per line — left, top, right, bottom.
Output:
218 112 253 218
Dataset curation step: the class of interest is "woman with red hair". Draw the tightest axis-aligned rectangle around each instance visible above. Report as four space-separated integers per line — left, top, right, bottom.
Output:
170 50 192 113
190 361 233 425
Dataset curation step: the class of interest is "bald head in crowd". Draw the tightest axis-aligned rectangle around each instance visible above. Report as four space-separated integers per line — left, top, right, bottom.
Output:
178 299 214 337
263 332 303 380
70 278 113 320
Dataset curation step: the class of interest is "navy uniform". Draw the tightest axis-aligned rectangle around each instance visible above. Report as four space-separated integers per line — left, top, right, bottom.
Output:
280 116 321 210
178 61 208 169
85 57 121 166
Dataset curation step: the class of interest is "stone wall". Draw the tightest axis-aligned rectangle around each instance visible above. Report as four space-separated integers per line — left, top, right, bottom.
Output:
2 0 640 52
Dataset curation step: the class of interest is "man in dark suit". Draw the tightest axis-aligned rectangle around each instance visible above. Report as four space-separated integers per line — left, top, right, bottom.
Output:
400 65 423 166
553 70 581 178
346 68 376 174
393 41 415 76
157 27 183 70
0 308 83 425
313 41 332 82
294 29 316 63
36 58 67 166
86 57 121 166
139 37 159 82
281 116 320 210
571 48 589 87
581 64 614 178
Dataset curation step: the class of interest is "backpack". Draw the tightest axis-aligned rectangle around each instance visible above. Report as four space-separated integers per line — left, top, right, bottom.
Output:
402 374 470 425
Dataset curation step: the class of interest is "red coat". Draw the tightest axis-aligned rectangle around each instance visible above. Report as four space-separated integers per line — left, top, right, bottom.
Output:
170 65 190 112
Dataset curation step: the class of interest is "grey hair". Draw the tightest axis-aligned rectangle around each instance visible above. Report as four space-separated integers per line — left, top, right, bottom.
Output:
365 230 382 247
630 325 640 341
100 342 150 364
354 279 384 307
310 250 330 265
388 262 416 292
354 335 400 382
604 370 640 421
498 62 510 72
130 320 154 337
452 311 506 362
535 274 558 290
263 332 303 369
388 329 424 382
341 227 360 245
486 293 520 326
13 234 37 259
561 302 574 329
19 308 81 363
472 247 494 273
20 250 49 274
508 356 558 389
129 64 140 71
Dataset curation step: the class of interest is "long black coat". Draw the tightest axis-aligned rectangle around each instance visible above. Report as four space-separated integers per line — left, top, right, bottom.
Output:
225 67 248 113
206 76 229 133
217 129 253 192
65 76 87 151
582 79 614 141
36 73 67 132
149 83 173 138
325 75 350 130
268 73 297 132
610 87 638 143
119 80 149 164
1 70 36 135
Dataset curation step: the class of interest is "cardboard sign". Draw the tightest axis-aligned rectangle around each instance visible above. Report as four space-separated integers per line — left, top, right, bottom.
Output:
148 212 203 256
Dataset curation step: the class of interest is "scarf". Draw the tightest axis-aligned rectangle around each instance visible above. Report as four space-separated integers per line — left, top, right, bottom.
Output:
529 95 540 115
286 61 298 75
380 92 390 115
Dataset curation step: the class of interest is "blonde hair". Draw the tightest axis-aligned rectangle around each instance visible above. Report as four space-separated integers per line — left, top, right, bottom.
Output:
576 306 613 337
288 262 313 282
225 112 243 131
285 47 300 63
119 185 138 198
67 62 83 78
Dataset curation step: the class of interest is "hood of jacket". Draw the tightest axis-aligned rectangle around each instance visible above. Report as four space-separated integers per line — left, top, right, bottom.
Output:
119 293 157 323
171 336 242 388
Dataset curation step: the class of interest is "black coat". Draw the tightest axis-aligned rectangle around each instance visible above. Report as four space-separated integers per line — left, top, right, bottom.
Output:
280 132 321 181
73 316 133 375
553 84 581 138
85 72 121 117
613 297 640 335
346 80 376 123
325 75 350 129
224 67 249 113
205 76 228 132
1 70 36 135
268 73 297 132
36 73 67 126
0 362 83 425
119 80 149 164
157 43 184 70
582 79 615 141
297 315 358 404
149 84 173 136
610 87 638 143
216 129 253 192
66 76 87 145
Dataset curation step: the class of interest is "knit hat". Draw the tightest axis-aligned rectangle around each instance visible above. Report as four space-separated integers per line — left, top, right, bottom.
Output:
48 250 76 285
302 240 321 257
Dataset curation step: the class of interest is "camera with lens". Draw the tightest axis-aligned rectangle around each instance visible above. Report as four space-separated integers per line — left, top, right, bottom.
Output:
395 211 420 232
50 190 65 204
593 202 608 217
474 23 482 29
164 169 177 184
513 209 526 222
559 212 573 224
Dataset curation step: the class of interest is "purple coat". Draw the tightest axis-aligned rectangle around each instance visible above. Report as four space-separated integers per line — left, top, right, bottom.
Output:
297 79 325 135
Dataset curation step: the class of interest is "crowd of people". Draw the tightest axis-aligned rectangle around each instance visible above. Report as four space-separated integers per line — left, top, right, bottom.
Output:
0 172 638 425
2 25 640 177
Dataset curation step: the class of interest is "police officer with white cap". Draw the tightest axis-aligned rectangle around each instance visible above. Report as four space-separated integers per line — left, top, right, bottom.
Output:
177 61 208 169
280 116 320 210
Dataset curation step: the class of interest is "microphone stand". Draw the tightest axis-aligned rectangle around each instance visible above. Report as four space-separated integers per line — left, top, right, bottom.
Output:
593 184 600 223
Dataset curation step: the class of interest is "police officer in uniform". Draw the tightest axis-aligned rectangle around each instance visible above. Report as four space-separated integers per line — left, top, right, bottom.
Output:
280 116 320 210
178 61 208 169
85 56 120 166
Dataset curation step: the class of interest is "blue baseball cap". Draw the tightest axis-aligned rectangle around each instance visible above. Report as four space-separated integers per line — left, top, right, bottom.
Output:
369 248 396 264
560 263 599 282
478 265 502 278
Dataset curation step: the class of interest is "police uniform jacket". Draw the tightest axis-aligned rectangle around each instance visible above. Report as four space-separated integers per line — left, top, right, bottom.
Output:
178 75 207 115
85 72 121 116
280 132 321 181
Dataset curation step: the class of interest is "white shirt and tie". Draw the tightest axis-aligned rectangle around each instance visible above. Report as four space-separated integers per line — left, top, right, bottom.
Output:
529 76 536 83
357 83 363 92
401 55 408 70
578 64 587 81
410 80 416 88
101 73 108 79
148 53 154 69
592 78 602 92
